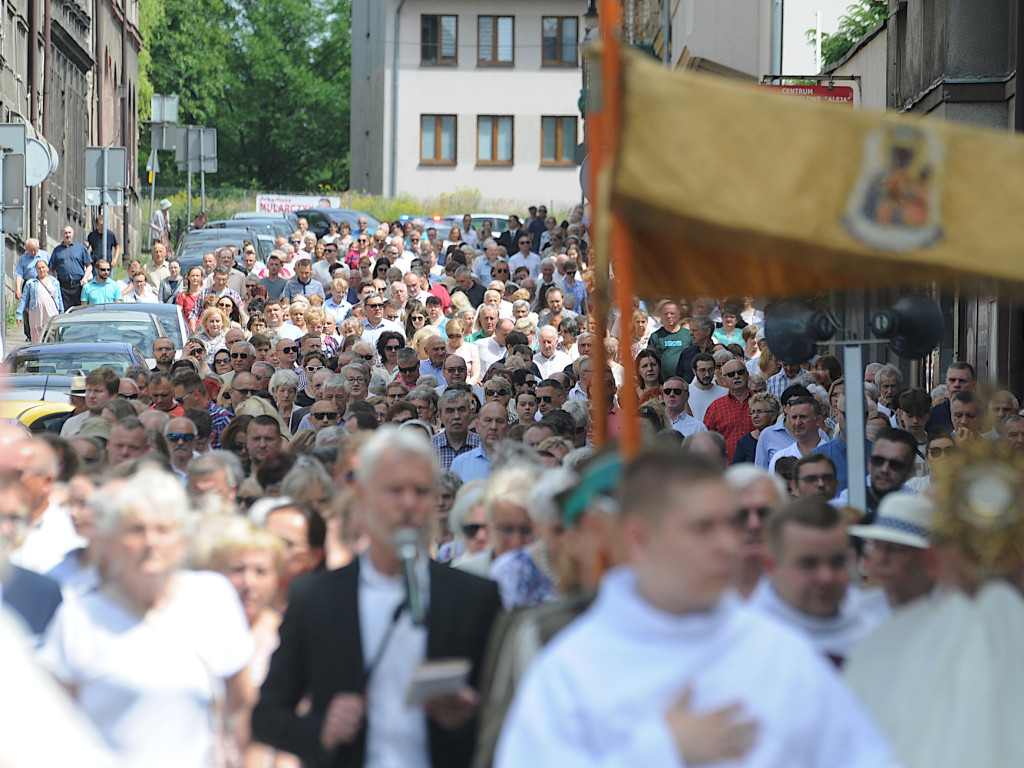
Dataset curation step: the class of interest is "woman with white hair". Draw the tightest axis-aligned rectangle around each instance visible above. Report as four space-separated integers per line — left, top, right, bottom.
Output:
38 468 252 767
488 468 577 610
442 479 489 564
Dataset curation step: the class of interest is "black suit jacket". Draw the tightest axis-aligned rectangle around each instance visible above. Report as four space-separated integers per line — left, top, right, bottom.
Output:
252 558 501 768
496 229 522 253
2 564 62 638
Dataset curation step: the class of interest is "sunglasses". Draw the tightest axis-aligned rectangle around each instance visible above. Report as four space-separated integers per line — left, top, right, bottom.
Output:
538 395 555 403
306 365 324 372
312 411 339 420
230 352 250 359
280 346 297 354
233 388 259 396
663 387 684 396
723 370 746 378
927 446 954 458
385 345 402 352
359 353 374 361
462 523 486 538
97 268 111 272
121 393 138 400
215 357 231 364
484 388 505 396
399 365 418 374
366 302 383 309
230 443 247 452
166 433 196 443
869 455 910 473
236 496 259 507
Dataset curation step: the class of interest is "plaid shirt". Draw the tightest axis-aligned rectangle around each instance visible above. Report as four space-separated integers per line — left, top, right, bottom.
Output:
208 402 234 449
703 392 754 463
432 429 481 470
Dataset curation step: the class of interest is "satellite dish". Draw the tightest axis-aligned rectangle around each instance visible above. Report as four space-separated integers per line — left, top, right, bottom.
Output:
764 299 835 363
870 294 943 359
24 137 56 187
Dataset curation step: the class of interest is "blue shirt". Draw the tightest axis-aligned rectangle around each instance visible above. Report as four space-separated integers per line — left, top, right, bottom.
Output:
81 279 122 305
813 436 873 494
49 241 94 284
16 249 49 282
450 444 493 482
281 277 326 303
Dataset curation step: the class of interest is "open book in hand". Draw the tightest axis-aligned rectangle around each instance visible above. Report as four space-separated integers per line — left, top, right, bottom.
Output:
406 658 471 707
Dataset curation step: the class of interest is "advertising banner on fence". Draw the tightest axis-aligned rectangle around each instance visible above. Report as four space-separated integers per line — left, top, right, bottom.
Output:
254 194 341 213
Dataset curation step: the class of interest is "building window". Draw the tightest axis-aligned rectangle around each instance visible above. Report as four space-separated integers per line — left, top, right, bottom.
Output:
478 16 514 66
541 116 577 165
422 15 457 65
477 116 514 165
421 115 457 164
542 16 579 66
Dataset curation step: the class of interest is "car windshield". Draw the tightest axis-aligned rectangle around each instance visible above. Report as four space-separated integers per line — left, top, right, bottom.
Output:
7 353 133 375
43 318 162 351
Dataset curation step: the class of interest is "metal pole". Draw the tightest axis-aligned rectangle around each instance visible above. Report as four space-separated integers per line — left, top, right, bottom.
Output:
199 128 206 213
0 149 7 341
101 146 109 265
149 140 157 251
843 344 867 513
186 127 192 225
662 0 670 67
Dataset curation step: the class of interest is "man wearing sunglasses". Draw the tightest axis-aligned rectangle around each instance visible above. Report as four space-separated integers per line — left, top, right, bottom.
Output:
80 259 121 305
360 294 403 350
833 427 918 523
163 417 199 482
662 377 707 438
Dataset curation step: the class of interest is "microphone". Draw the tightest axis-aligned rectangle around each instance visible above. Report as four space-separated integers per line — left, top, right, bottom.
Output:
393 528 426 626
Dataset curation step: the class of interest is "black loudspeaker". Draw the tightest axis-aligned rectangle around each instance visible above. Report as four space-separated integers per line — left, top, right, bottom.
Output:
869 294 943 359
763 300 835 363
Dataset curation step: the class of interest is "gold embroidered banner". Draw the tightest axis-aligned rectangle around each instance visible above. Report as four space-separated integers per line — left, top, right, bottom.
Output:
611 49 1024 299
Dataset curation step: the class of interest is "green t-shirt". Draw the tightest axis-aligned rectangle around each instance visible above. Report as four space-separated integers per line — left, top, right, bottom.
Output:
648 326 692 374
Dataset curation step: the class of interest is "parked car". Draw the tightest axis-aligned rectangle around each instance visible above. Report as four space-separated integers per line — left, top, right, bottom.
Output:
0 401 73 432
295 208 381 239
40 312 168 366
208 217 294 240
0 373 76 403
175 226 269 271
451 213 514 236
67 303 189 353
4 342 147 376
232 211 298 230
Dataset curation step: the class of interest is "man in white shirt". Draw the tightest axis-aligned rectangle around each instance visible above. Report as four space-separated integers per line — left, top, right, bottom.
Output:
507 234 541 280
252 428 502 767
496 448 897 768
476 318 514 376
533 327 571 379
662 377 707 437
687 352 727 423
749 497 886 665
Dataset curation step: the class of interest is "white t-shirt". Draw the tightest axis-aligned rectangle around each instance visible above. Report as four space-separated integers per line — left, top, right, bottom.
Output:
38 570 252 768
688 384 728 423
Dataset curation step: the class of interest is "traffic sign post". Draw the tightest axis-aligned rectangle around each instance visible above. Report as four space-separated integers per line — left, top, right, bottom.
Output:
147 94 179 249
176 125 217 220
85 146 127 262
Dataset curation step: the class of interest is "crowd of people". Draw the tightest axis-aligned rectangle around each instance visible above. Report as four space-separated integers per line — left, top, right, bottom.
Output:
3 206 1024 767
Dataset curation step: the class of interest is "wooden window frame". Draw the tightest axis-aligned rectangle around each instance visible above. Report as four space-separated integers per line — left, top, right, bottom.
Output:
420 114 457 165
421 14 458 66
476 115 514 166
541 16 579 67
477 15 515 67
540 116 578 166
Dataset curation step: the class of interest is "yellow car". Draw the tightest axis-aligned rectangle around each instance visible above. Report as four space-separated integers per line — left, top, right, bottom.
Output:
0 401 73 433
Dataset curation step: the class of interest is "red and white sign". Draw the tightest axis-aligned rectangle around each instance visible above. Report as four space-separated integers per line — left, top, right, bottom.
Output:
763 84 855 107
254 194 341 213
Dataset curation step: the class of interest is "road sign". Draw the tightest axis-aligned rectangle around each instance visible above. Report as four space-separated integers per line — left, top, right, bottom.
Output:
0 124 26 154
84 187 125 206
175 126 217 173
762 84 855 106
84 147 128 188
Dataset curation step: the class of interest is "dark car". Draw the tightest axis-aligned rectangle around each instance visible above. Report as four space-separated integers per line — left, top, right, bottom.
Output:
175 226 269 271
0 373 76 403
295 208 381 239
232 211 298 230
208 217 294 240
4 342 147 376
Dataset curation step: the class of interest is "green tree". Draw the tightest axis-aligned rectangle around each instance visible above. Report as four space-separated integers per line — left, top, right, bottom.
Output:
807 1 887 67
143 0 351 190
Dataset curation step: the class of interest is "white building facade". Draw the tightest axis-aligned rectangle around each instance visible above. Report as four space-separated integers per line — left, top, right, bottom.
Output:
350 0 585 208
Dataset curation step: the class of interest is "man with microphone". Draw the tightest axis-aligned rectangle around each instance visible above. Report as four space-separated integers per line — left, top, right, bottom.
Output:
253 427 502 768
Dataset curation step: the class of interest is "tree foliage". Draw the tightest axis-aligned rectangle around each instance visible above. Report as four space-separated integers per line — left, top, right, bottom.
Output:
807 0 887 68
143 0 351 190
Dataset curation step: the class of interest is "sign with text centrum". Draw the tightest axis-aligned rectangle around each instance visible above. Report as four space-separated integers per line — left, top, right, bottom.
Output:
764 85 855 107
255 194 342 213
